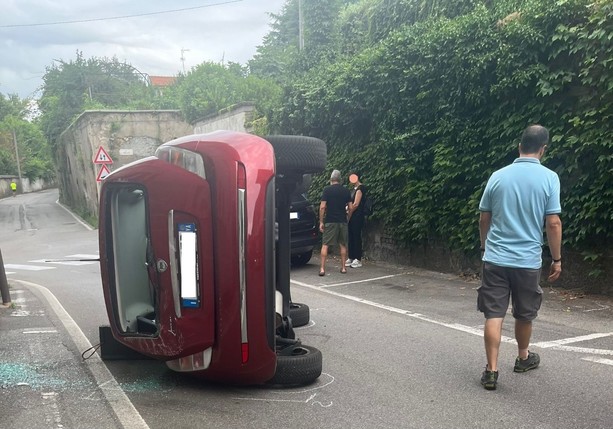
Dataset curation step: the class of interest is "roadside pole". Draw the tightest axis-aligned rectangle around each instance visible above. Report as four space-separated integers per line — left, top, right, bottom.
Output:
0 249 11 305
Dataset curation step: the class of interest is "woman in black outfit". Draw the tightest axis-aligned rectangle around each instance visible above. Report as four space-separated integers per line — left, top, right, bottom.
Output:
346 173 366 268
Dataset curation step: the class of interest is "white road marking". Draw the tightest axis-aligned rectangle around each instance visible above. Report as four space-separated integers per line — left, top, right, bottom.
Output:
66 254 99 259
31 259 95 266
5 264 55 271
581 357 613 366
55 199 94 231
320 273 407 288
23 329 58 334
533 333 613 348
32 254 99 266
550 345 613 356
14 280 150 429
292 279 613 356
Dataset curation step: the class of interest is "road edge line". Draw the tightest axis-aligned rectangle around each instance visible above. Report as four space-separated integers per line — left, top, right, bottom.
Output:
14 279 150 429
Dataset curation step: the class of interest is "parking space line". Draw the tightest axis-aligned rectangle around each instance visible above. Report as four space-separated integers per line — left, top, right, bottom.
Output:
581 357 613 366
292 280 613 356
533 333 613 348
319 273 407 288
292 279 515 343
550 345 613 355
5 264 55 271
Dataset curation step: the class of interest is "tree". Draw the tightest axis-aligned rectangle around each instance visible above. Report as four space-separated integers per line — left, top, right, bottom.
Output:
176 61 281 127
38 51 164 148
0 93 54 180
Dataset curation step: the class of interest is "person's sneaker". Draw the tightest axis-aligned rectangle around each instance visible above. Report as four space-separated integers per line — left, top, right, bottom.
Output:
345 259 353 267
350 259 362 268
480 368 498 390
514 351 540 372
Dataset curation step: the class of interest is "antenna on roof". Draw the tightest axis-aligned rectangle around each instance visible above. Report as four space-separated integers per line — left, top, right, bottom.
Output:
180 48 190 74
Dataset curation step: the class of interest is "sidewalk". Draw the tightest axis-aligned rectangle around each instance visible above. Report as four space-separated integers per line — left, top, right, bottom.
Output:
0 281 142 429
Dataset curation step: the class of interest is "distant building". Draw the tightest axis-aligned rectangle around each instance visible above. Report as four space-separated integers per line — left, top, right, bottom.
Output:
149 75 177 96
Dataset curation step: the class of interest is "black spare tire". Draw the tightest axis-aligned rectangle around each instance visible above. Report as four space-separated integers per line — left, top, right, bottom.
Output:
265 135 327 175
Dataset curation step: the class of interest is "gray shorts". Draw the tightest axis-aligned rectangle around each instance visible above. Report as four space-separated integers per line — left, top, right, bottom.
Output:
477 262 543 321
322 222 348 247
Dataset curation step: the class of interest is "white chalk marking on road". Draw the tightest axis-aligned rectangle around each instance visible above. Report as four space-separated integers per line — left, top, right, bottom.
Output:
292 280 613 354
320 273 408 288
294 320 316 329
5 264 55 271
234 392 318 404
584 304 611 313
14 280 150 429
233 373 335 407
533 333 613 348
581 357 613 366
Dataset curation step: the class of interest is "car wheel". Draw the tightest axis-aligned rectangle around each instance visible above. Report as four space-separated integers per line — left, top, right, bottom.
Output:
289 302 310 327
291 250 313 267
265 135 327 175
267 345 322 387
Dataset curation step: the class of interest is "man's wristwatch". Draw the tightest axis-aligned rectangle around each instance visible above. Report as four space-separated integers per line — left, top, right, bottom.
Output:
552 258 562 263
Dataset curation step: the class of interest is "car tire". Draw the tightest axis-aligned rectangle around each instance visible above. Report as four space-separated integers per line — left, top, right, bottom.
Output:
289 302 310 327
291 250 313 267
265 135 327 175
267 345 322 387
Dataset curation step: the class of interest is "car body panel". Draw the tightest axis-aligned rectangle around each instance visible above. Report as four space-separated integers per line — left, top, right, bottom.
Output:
99 131 278 384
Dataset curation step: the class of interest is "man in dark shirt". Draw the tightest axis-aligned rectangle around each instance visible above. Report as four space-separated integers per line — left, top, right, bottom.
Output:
318 170 353 276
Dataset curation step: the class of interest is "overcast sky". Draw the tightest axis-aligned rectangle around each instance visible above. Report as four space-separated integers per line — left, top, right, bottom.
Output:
0 0 287 99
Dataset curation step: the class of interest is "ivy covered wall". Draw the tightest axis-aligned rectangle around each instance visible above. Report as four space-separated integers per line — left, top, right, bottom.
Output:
270 0 612 292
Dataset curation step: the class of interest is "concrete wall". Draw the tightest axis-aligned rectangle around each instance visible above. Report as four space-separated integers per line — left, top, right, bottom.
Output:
57 110 192 221
363 221 613 296
193 103 255 134
0 176 56 199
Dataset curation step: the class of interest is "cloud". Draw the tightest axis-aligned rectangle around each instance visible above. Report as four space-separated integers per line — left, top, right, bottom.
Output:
0 0 286 98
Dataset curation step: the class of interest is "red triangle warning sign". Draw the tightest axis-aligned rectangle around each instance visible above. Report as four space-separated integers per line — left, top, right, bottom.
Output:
96 164 112 182
93 146 113 164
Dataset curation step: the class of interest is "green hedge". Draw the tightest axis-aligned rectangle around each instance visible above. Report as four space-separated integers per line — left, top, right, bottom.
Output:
274 0 612 264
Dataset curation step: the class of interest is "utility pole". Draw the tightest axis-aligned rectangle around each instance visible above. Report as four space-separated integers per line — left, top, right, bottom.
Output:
181 48 190 74
12 129 22 186
0 249 11 306
298 0 304 51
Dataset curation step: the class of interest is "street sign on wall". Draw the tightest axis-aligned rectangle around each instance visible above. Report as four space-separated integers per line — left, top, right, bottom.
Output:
96 165 112 182
93 147 113 164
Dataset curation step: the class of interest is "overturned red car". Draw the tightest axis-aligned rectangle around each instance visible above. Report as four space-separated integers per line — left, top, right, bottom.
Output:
98 131 326 385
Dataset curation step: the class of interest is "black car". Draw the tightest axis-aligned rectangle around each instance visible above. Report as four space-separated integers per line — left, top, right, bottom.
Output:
290 192 319 266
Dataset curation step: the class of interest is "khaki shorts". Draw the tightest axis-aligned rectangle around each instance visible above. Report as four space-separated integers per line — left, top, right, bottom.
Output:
322 222 348 247
477 262 543 321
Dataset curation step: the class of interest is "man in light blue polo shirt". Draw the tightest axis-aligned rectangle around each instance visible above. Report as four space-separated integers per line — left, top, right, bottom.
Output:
478 124 563 390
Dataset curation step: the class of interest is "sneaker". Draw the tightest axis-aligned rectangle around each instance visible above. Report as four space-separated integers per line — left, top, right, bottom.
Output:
344 259 353 267
350 259 362 268
514 351 540 373
480 368 498 390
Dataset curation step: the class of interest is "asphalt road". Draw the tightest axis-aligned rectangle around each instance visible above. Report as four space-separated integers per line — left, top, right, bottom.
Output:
1 189 612 429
